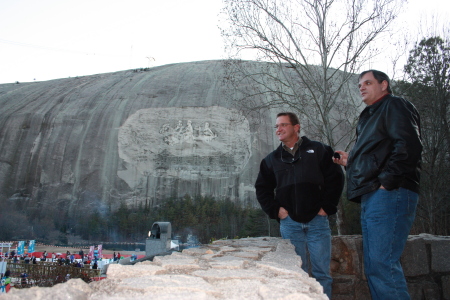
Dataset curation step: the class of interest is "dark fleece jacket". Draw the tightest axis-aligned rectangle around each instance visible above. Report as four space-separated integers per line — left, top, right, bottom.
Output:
255 136 344 223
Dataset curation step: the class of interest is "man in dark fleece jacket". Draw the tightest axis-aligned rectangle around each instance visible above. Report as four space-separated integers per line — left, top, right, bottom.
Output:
255 112 344 299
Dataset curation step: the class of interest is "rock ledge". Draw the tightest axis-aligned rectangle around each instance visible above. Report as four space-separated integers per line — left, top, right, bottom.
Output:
4 237 327 300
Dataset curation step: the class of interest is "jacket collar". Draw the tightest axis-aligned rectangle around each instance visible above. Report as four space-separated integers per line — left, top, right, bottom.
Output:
364 94 392 116
278 136 311 151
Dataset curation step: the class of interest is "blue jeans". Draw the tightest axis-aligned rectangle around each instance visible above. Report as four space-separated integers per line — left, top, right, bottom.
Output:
361 188 418 300
280 215 332 299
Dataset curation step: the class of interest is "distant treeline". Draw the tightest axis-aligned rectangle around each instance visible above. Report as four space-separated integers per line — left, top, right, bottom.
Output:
86 195 282 244
0 195 282 244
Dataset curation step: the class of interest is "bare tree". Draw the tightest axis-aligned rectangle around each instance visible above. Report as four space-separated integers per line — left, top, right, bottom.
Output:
221 0 404 234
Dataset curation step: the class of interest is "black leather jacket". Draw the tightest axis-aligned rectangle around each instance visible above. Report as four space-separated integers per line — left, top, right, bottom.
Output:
255 136 344 223
346 94 422 202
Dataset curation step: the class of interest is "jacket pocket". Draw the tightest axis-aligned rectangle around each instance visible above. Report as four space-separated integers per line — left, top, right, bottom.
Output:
274 165 294 189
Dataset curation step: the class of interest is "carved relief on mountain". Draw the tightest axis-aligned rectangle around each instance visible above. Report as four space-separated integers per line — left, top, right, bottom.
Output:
117 106 252 188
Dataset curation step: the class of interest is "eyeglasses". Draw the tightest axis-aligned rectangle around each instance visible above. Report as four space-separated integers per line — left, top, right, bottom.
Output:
281 148 301 164
274 123 292 129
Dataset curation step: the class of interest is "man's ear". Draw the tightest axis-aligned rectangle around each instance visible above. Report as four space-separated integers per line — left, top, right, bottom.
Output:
381 80 388 92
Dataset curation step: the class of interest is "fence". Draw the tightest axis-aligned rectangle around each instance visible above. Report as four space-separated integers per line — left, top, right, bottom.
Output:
4 260 102 288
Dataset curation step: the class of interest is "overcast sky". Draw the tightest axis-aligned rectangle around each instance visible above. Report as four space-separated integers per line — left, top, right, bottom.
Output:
0 0 448 84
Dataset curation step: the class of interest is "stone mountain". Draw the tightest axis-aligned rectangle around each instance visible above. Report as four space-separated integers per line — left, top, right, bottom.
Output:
0 60 357 223
0 61 278 220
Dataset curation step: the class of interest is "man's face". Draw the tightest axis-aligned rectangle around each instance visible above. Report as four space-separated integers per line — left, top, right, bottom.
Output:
275 116 299 144
358 72 388 105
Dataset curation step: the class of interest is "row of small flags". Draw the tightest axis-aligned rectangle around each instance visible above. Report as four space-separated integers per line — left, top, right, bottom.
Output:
16 240 34 255
0 241 35 255
88 245 103 259
6 241 103 259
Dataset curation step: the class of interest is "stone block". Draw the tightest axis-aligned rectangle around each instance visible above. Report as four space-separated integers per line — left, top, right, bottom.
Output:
209 256 249 269
408 280 441 300
330 259 340 273
107 263 166 279
354 279 371 300
407 282 423 300
331 235 363 276
430 238 450 272
442 275 450 300
332 275 356 295
229 251 260 260
422 281 441 300
182 247 214 256
401 236 429 276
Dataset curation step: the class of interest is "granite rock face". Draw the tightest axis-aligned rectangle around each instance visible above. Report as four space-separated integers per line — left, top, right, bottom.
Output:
0 61 276 216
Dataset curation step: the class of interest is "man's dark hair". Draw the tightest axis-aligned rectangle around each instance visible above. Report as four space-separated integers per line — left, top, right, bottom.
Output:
359 70 392 93
277 112 300 127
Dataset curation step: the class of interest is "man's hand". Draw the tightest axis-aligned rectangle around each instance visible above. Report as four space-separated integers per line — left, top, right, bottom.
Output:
278 207 289 219
318 208 328 216
332 150 349 167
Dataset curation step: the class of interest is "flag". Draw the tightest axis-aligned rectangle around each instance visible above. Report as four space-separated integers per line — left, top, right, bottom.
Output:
88 246 94 260
17 241 25 255
28 240 35 254
97 245 102 258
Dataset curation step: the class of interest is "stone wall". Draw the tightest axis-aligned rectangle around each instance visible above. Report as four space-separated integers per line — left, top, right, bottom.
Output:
3 235 449 299
331 234 450 300
5 237 329 300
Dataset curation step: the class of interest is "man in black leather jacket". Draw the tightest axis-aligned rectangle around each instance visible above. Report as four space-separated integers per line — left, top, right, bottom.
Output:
256 112 344 299
333 70 422 300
